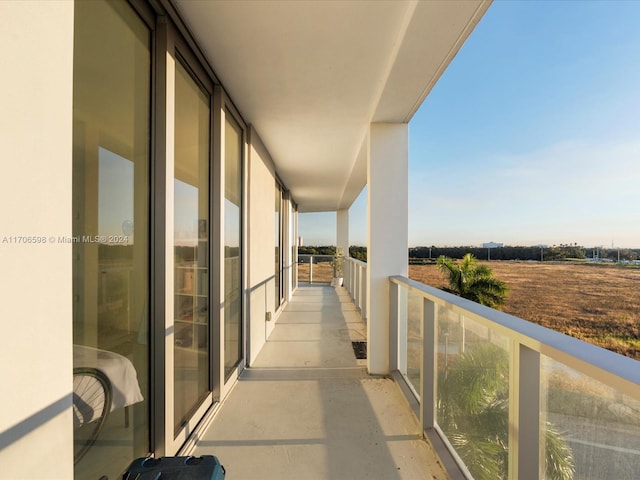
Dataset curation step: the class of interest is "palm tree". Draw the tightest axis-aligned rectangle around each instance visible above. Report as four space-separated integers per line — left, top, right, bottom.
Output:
437 253 508 309
438 343 575 480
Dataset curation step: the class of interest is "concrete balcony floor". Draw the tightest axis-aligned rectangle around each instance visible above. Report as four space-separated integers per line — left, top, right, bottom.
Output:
194 285 448 480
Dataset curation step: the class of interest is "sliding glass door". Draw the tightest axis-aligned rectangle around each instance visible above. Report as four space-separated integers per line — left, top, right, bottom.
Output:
72 1 150 478
275 185 286 309
173 60 211 432
73 0 246 468
224 115 243 379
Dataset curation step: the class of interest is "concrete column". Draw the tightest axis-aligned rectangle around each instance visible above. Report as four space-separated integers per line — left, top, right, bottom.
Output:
367 123 408 375
337 209 349 257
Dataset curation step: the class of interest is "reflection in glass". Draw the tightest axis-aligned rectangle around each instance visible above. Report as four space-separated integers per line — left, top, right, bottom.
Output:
174 60 210 432
542 356 639 479
224 116 242 378
405 291 422 394
397 286 409 378
436 311 510 479
72 0 150 478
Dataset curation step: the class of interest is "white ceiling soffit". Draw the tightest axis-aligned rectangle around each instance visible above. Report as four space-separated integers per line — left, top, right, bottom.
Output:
174 0 490 212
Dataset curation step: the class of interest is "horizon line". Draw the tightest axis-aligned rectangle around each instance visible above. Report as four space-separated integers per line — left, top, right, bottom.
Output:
299 243 640 249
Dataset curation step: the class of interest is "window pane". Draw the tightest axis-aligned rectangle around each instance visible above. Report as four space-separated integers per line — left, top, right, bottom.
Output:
224 115 242 377
72 0 150 478
174 61 210 431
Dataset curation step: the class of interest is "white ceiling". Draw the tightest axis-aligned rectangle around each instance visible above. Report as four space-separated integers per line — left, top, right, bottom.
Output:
174 0 490 212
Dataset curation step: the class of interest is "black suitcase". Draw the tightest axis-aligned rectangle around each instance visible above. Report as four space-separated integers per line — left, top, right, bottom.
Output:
123 455 225 480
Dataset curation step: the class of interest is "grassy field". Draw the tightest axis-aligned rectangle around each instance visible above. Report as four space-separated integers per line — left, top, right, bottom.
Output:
297 262 334 284
409 261 640 360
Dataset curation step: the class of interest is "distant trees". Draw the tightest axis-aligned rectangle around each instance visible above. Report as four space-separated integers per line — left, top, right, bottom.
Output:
437 253 508 309
297 245 640 263
543 244 585 261
598 247 639 262
297 245 368 262
349 246 367 262
297 245 336 256
410 245 590 261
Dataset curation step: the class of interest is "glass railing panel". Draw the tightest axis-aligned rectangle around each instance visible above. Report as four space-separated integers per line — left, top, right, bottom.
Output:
297 254 311 283
397 285 422 396
436 309 511 480
397 285 409 382
541 355 640 480
398 287 422 394
405 290 423 394
296 254 334 284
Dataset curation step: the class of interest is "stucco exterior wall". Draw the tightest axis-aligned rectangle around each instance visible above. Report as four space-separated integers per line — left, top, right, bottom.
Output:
0 2 74 478
246 128 278 365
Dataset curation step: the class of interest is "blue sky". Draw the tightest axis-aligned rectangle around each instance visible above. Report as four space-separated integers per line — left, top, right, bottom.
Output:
98 147 133 243
299 1 640 248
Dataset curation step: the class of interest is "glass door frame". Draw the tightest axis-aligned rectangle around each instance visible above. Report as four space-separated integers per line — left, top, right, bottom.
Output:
215 90 248 399
141 0 249 458
275 183 287 311
152 17 220 456
73 0 156 475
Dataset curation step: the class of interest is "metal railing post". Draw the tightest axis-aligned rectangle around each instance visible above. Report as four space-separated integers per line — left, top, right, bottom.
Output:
351 261 355 299
354 265 360 309
389 281 399 371
421 298 437 434
512 344 541 480
349 261 354 297
345 257 350 291
359 266 364 314
361 266 367 322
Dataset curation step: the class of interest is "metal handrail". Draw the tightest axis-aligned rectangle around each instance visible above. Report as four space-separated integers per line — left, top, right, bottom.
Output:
344 257 368 322
389 275 639 396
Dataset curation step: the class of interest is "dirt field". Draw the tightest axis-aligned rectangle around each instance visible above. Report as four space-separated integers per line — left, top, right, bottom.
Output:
409 262 640 360
297 262 334 284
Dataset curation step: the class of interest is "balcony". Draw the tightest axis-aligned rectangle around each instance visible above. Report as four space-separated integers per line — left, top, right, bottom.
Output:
192 284 448 479
193 258 639 480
